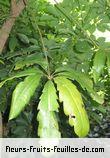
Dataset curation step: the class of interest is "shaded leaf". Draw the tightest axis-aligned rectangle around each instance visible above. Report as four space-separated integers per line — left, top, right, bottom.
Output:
0 68 41 88
75 39 92 53
9 37 17 51
26 45 40 52
92 50 106 83
14 53 47 70
106 52 110 76
17 33 29 44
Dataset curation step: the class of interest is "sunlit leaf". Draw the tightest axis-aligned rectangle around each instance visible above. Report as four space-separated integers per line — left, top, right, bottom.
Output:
38 80 59 111
54 76 90 137
37 80 60 138
37 111 60 138
9 74 41 120
55 67 104 104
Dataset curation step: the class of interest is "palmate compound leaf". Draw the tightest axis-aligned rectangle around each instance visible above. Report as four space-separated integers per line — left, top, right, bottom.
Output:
37 80 61 138
55 67 104 104
0 68 42 88
54 77 90 137
92 50 106 83
9 74 41 120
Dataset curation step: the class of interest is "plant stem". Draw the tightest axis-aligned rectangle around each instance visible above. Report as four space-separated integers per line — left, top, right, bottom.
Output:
26 8 51 77
36 25 51 77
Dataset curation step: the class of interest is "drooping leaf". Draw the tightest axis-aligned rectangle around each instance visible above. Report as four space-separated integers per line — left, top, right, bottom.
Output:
38 80 59 111
92 50 106 83
55 67 104 104
14 53 47 70
9 74 41 120
0 68 42 88
106 52 110 76
54 76 90 137
37 111 60 138
37 80 60 138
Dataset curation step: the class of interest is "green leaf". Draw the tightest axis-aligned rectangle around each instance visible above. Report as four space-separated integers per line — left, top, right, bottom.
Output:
9 37 17 52
93 105 107 114
26 45 40 52
0 87 7 111
106 52 110 76
14 53 47 70
37 80 60 138
0 68 41 88
17 33 29 44
37 111 61 138
9 74 41 120
54 76 90 137
90 113 102 124
0 59 4 65
38 80 59 111
29 38 38 45
92 50 106 83
75 39 92 53
55 67 104 104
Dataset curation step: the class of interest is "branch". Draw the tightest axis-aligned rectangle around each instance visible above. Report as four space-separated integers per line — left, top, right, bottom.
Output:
0 0 27 54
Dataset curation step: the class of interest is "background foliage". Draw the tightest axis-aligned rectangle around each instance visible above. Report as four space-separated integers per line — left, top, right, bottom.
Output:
0 0 110 138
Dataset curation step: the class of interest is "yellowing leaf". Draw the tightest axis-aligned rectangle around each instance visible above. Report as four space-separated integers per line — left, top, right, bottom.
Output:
54 77 90 137
9 74 41 120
